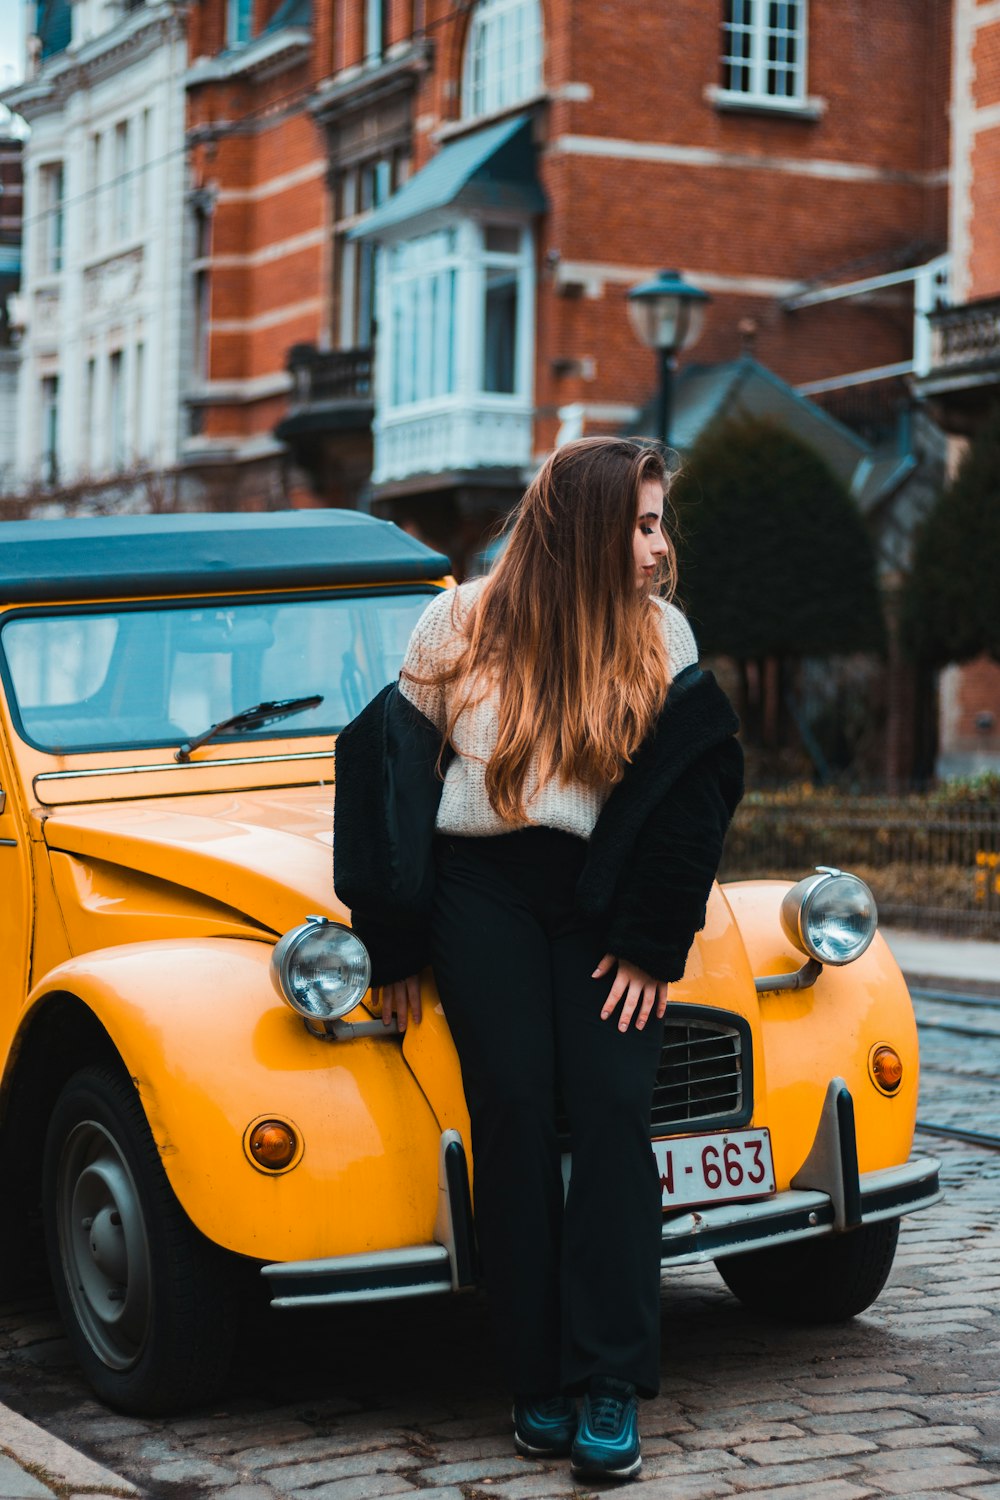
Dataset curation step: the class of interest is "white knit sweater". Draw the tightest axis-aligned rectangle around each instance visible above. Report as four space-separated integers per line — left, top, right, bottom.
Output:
398 581 699 840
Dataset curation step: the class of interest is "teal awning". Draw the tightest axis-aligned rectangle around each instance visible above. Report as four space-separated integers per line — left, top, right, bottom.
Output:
349 114 546 241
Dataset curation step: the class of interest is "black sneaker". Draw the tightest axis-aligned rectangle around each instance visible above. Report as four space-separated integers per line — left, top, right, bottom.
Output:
570 1376 641 1482
512 1394 577 1457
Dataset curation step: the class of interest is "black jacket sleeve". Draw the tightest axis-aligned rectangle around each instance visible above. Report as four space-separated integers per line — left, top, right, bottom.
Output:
603 736 744 982
333 681 448 987
346 910 432 989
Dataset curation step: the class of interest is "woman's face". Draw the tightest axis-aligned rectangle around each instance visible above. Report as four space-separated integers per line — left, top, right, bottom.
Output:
632 478 669 589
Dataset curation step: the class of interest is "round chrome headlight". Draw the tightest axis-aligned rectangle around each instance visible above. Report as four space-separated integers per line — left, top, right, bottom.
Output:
270 916 371 1021
780 866 877 966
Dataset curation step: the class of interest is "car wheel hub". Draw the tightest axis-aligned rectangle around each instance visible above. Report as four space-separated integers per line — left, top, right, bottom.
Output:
58 1122 152 1370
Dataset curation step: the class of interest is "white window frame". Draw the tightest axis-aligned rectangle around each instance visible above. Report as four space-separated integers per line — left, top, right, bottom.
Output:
40 375 59 485
37 162 64 276
380 217 534 417
109 350 125 470
336 156 402 349
113 119 131 243
718 0 807 110
364 0 385 63
86 133 101 245
138 108 153 229
134 341 146 459
461 0 544 122
82 358 96 474
191 203 212 384
226 0 253 50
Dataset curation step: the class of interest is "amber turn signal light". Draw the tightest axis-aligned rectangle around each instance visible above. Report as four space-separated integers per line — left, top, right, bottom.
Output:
870 1045 903 1094
247 1120 298 1170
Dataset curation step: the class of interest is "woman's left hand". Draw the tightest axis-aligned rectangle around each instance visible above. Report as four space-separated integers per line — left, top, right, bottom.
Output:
593 953 669 1033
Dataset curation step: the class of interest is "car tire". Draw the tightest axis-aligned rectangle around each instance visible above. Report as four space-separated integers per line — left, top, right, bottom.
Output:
42 1063 238 1414
714 1218 900 1323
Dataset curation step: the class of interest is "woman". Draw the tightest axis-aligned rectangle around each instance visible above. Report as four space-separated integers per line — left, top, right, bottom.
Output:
334 436 743 1482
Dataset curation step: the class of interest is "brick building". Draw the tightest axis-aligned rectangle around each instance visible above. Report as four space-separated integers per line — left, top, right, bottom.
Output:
3 1 962 777
184 0 322 506
186 1 951 546
915 0 1000 776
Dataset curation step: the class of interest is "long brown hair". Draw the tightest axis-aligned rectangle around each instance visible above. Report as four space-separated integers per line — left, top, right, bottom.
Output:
407 436 678 823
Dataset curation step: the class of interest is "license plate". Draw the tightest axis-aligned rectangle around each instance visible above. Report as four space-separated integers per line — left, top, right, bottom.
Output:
655 1128 775 1211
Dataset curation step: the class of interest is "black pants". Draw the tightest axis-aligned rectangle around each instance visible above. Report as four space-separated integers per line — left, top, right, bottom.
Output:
430 827 665 1399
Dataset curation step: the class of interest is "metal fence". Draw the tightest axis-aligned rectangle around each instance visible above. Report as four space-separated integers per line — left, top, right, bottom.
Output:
720 792 1000 938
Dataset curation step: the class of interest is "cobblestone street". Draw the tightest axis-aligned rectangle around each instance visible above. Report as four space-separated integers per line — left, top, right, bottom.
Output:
0 981 997 1500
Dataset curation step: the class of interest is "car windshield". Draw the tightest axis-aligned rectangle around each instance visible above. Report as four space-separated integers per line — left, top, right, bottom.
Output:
0 590 435 754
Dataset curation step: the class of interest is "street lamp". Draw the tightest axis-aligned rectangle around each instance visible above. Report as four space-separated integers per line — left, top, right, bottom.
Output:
627 269 710 448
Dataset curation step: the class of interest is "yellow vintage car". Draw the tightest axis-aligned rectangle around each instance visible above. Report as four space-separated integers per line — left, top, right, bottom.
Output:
0 511 940 1414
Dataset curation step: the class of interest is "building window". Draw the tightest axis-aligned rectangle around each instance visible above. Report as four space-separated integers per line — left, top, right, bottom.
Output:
365 0 386 63
86 133 101 245
462 0 543 121
109 351 125 470
40 375 59 485
720 0 806 106
386 229 459 408
191 203 212 388
113 120 131 241
38 162 64 275
82 358 96 473
382 219 532 412
335 155 403 349
139 108 153 228
227 0 253 49
134 341 145 458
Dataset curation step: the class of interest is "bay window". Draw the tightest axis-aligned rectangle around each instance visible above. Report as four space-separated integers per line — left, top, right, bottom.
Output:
386 229 459 407
374 218 535 481
381 220 532 414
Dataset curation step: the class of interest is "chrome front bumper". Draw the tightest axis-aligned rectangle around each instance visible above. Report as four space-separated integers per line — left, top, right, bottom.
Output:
660 1155 940 1266
261 1081 942 1309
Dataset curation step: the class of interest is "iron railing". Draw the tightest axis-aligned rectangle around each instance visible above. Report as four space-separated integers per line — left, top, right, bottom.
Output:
286 345 373 406
721 792 1000 938
927 296 1000 377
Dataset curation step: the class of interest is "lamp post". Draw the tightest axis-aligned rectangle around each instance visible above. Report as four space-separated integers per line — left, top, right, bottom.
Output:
627 269 710 448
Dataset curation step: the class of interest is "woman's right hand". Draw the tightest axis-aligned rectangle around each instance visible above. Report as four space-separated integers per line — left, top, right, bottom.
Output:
380 974 423 1032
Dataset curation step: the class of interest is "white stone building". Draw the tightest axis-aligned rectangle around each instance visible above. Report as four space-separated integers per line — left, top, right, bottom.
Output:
3 0 187 493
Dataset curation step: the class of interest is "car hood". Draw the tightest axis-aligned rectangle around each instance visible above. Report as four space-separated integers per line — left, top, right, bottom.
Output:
42 786 344 942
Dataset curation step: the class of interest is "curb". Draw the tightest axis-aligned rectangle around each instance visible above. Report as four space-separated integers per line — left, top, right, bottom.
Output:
0 1402 137 1499
881 926 1000 993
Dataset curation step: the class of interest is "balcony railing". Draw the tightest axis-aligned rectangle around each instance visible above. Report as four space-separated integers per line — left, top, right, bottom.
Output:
721 789 1000 939
927 296 1000 377
286 345 373 408
373 400 533 485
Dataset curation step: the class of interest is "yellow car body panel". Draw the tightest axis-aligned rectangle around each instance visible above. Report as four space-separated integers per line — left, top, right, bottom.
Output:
23 938 443 1264
41 787 348 945
400 984 472 1146
723 880 919 1180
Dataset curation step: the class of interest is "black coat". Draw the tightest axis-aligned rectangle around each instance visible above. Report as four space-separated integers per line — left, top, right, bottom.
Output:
333 665 744 986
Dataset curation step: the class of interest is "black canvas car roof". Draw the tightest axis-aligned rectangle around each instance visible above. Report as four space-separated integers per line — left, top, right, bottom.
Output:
0 511 451 602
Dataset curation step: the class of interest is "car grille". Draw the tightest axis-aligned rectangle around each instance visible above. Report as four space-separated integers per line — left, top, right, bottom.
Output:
554 1008 751 1148
650 1015 746 1133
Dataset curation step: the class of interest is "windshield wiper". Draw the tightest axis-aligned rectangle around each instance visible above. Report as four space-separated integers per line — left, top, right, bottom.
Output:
175 696 323 762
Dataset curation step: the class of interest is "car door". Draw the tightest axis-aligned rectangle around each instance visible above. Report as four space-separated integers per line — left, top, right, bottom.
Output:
0 729 31 1033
